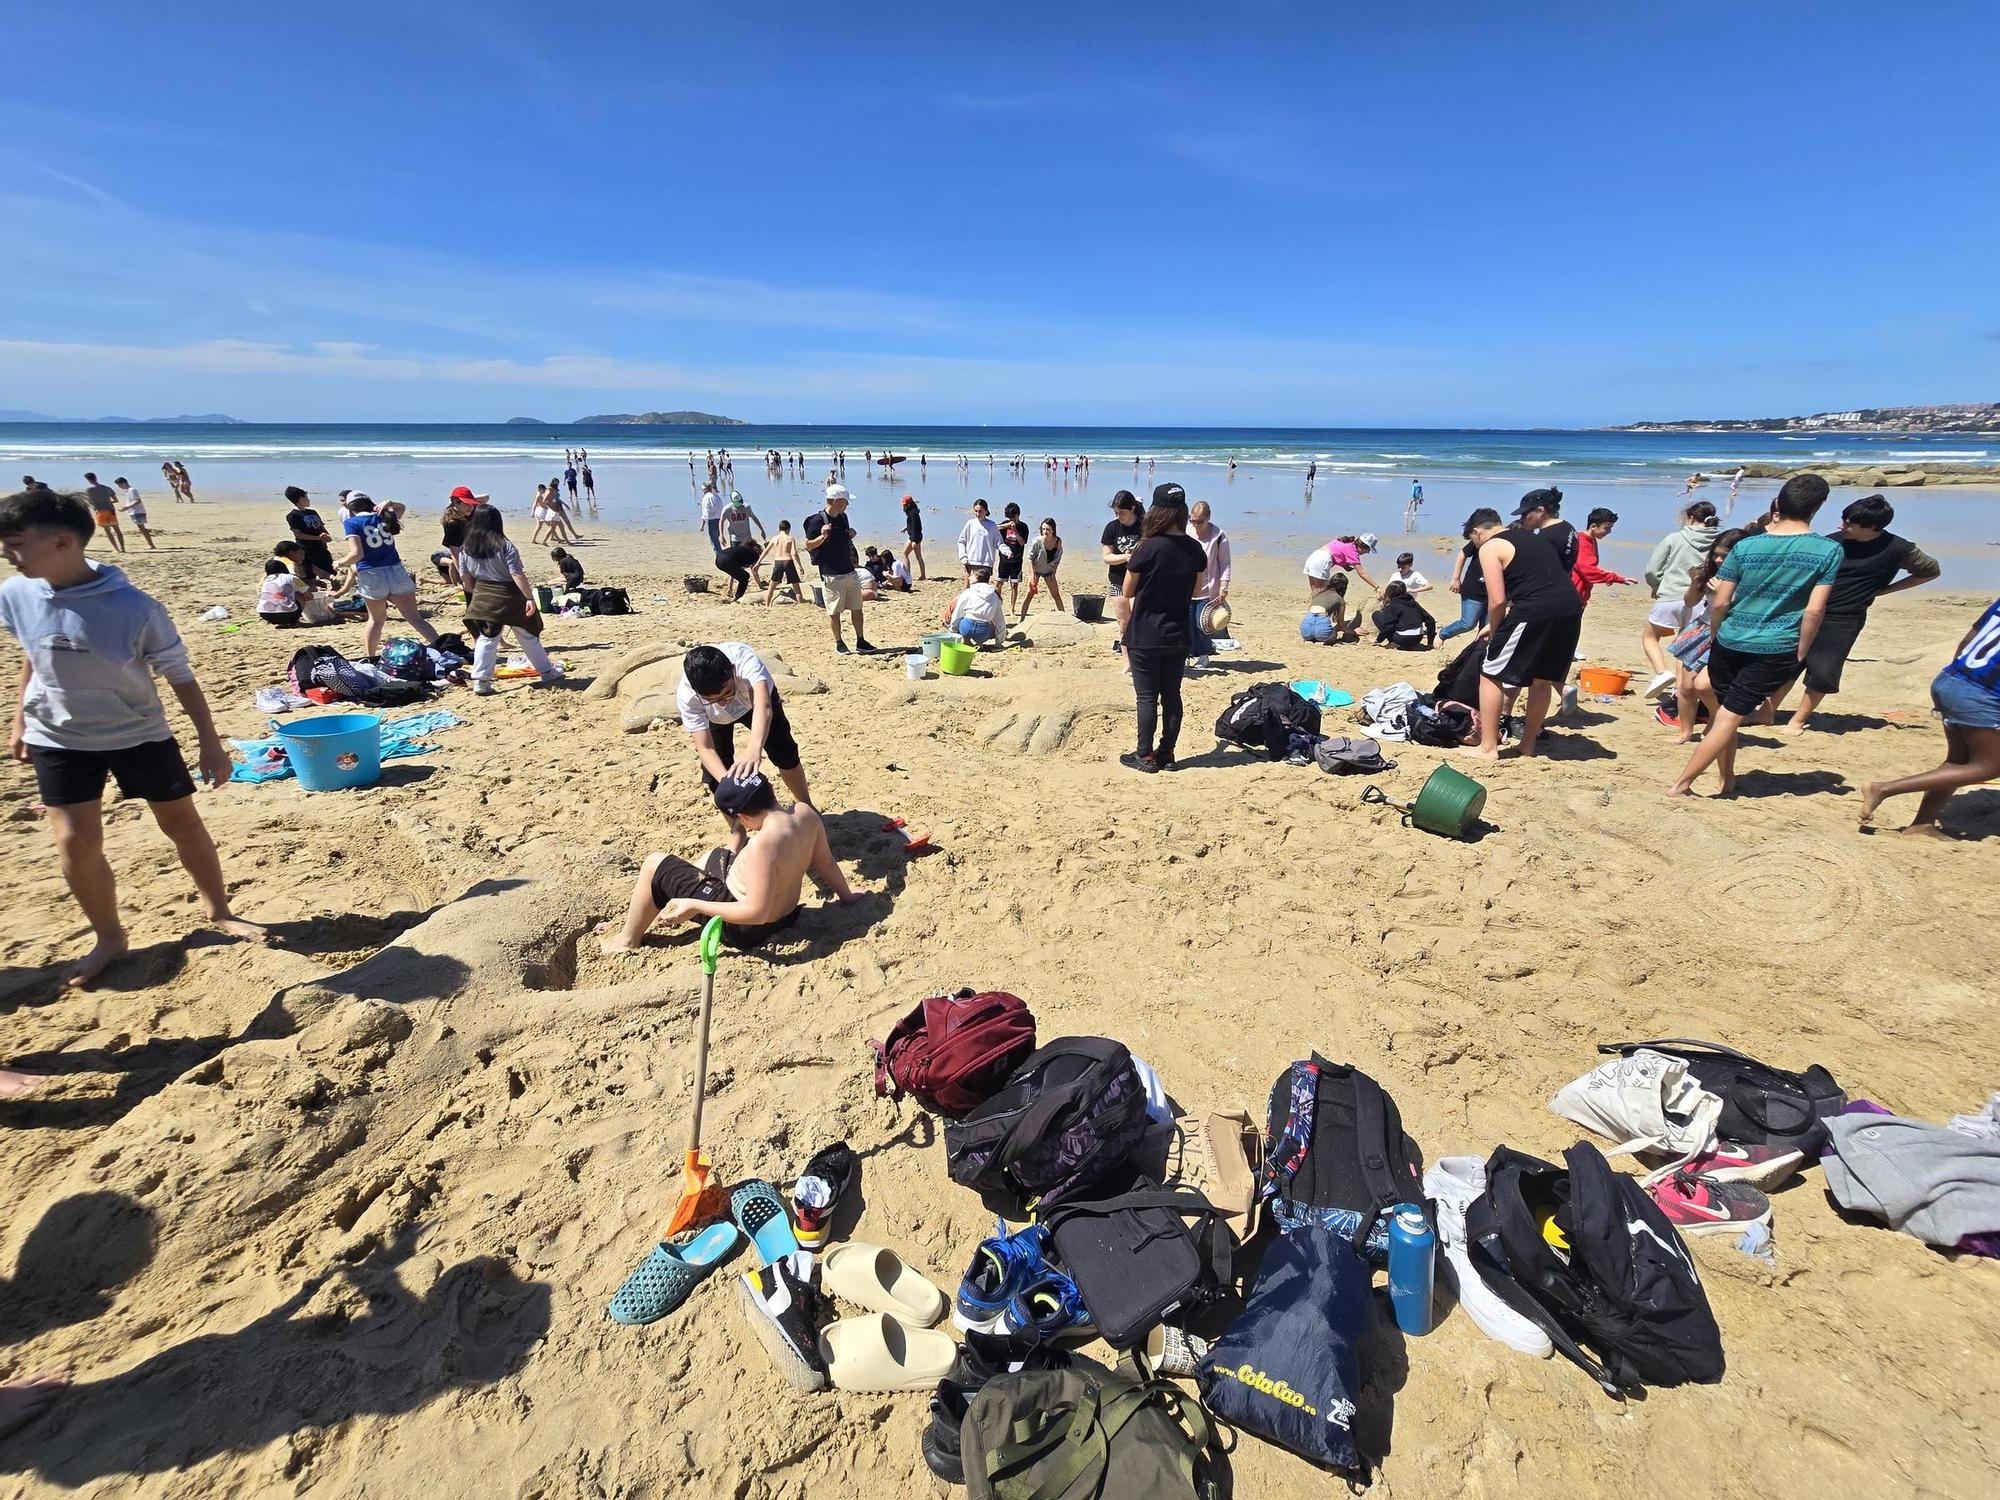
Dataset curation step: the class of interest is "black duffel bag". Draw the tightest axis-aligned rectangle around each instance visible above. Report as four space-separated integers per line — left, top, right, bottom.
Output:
1598 1037 1845 1157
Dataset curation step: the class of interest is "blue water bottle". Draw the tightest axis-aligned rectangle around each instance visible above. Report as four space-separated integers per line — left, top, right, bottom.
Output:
1387 1203 1436 1336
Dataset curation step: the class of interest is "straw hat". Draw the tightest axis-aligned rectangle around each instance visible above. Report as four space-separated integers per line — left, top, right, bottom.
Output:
1202 601 1232 633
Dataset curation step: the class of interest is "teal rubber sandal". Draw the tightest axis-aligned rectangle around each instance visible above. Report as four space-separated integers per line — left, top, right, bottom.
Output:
731 1178 802 1266
608 1221 742 1325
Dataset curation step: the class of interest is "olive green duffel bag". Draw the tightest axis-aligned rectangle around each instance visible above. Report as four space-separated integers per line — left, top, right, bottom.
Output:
962 1355 1221 1500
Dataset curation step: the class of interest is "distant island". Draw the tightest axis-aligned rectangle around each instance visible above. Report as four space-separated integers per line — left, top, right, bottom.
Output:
570 410 746 426
0 409 245 424
504 416 548 425
1608 403 1999 435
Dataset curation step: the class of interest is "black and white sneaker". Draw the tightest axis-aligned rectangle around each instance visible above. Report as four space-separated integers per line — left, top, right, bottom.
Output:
921 1329 1069 1482
735 1258 830 1392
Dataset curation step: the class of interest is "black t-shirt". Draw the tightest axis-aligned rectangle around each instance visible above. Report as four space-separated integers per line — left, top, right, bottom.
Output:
288 506 326 541
1123 534 1206 652
904 507 923 542
1489 526 1583 622
1101 517 1143 587
1826 531 1927 617
1538 519 1580 573
801 509 858 575
558 554 585 589
1456 539 1487 603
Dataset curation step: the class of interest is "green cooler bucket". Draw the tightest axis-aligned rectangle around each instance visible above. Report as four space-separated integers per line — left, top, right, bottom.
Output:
1410 763 1486 838
275 712 383 792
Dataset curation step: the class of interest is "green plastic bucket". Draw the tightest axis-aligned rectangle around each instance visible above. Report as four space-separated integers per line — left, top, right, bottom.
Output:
1410 764 1486 838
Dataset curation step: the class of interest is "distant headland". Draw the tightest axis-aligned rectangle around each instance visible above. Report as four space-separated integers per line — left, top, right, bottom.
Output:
568 411 747 426
1606 403 1998 435
0 409 245 424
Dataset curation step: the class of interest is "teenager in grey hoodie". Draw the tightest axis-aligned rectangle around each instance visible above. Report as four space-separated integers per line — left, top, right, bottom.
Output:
0 487 269 994
1640 499 1721 687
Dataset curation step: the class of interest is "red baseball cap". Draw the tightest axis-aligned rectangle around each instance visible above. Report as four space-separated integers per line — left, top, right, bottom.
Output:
449 485 475 501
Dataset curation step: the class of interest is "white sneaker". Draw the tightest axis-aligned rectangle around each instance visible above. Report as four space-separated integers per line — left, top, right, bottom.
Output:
1190 655 1210 670
1643 671 1675 701
1423 1157 1553 1358
472 680 496 697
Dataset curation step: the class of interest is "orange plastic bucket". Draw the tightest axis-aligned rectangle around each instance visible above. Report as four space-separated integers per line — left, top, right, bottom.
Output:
1578 666 1632 696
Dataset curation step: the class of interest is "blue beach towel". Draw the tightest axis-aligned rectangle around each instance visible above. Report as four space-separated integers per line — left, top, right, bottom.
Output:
231 710 466 784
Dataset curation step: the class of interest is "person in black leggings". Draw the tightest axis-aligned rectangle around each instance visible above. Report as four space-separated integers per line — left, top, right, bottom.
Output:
1119 483 1207 773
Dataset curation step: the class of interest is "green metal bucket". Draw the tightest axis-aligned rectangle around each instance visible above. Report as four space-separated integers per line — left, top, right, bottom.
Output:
1410 764 1487 838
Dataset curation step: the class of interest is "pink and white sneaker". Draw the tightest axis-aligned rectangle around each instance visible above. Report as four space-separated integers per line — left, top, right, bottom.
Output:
1675 1141 1805 1190
1648 1172 1772 1238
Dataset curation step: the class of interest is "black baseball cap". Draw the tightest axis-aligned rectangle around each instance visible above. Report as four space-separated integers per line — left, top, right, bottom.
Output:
713 771 773 816
1513 486 1562 517
1151 481 1187 509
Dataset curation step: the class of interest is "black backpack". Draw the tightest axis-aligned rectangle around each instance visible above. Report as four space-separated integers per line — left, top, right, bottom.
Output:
1434 637 1486 707
1215 683 1322 760
1599 1038 1845 1157
1409 699 1476 748
285 644 429 707
944 1037 1149 1212
1040 1177 1235 1348
580 585 632 616
1467 1143 1724 1396
1258 1055 1424 1253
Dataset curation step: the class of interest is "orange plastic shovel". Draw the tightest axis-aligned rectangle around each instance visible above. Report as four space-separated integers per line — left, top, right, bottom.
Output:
665 916 729 1234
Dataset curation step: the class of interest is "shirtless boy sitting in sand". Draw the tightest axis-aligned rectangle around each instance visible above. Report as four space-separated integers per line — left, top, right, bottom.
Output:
598 772 866 953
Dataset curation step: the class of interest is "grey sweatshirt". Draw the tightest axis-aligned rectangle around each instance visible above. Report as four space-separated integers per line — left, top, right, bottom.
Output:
1644 522 1721 600
1823 1113 2000 1249
0 564 193 750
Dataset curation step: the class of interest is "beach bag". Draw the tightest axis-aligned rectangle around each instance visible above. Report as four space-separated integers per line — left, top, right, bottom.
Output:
1214 683 1321 760
963 1355 1222 1500
1040 1178 1235 1348
1466 1143 1724 1395
1597 1039 1845 1158
298 592 338 627
1433 638 1486 707
287 644 344 696
1360 681 1419 728
870 988 1036 1115
1299 610 1335 644
1550 1049 1723 1167
285 643 428 707
1313 736 1393 775
1197 1227 1371 1475
378 637 436 683
580 585 631 616
1409 699 1477 748
1260 1055 1424 1255
944 1037 1149 1211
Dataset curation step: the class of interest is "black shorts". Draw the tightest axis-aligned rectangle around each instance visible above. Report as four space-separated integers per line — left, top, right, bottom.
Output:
301 539 335 577
997 553 1023 582
261 610 302 628
1708 642 1804 716
30 737 196 807
648 848 800 948
1802 614 1866 695
700 695 802 787
1481 613 1582 688
770 561 801 587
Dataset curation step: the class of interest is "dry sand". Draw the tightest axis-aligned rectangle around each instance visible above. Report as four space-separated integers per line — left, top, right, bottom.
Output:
3 495 1997 1499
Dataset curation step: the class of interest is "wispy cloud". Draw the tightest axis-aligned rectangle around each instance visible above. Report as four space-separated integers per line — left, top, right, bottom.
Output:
0 148 125 210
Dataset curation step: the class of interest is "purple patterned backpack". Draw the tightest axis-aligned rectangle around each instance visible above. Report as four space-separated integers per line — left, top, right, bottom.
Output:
943 1036 1150 1211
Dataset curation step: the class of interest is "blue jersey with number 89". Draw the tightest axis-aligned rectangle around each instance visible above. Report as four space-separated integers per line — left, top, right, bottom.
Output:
344 513 402 569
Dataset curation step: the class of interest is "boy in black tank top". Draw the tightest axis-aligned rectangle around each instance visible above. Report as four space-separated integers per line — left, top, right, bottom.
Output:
1464 506 1583 760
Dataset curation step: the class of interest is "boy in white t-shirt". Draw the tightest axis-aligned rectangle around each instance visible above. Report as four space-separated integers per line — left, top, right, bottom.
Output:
1392 552 1431 593
944 567 1006 645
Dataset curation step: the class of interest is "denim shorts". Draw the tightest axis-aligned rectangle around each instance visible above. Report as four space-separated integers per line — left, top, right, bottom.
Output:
1932 669 2000 731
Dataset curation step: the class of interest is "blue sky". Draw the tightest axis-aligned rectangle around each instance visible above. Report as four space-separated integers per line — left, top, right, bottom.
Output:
2 1 1994 425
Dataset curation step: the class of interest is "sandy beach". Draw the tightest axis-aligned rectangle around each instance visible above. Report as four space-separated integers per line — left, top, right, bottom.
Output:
3 491 1997 1499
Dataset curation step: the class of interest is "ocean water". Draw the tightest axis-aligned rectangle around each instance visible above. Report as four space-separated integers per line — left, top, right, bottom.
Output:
6 422 1996 584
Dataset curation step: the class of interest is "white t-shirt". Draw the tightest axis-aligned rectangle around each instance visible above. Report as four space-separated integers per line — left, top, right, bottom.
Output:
699 490 723 522
258 574 298 613
892 558 913 587
676 641 773 732
1393 567 1430 590
950 583 1006 636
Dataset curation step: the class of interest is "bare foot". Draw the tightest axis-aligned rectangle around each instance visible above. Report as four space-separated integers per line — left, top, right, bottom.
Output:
1459 747 1501 762
0 1368 71 1438
1780 722 1807 737
1899 822 1949 840
0 1067 50 1099
63 932 129 989
210 915 274 945
1857 780 1886 828
596 920 641 956
1715 778 1737 798
1665 784 1694 799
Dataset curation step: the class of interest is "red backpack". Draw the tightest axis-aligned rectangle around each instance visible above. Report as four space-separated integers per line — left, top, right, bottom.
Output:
871 989 1036 1115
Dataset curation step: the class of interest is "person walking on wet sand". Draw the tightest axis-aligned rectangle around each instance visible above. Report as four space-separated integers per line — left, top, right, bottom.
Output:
1858 596 2000 838
0 488 271 988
